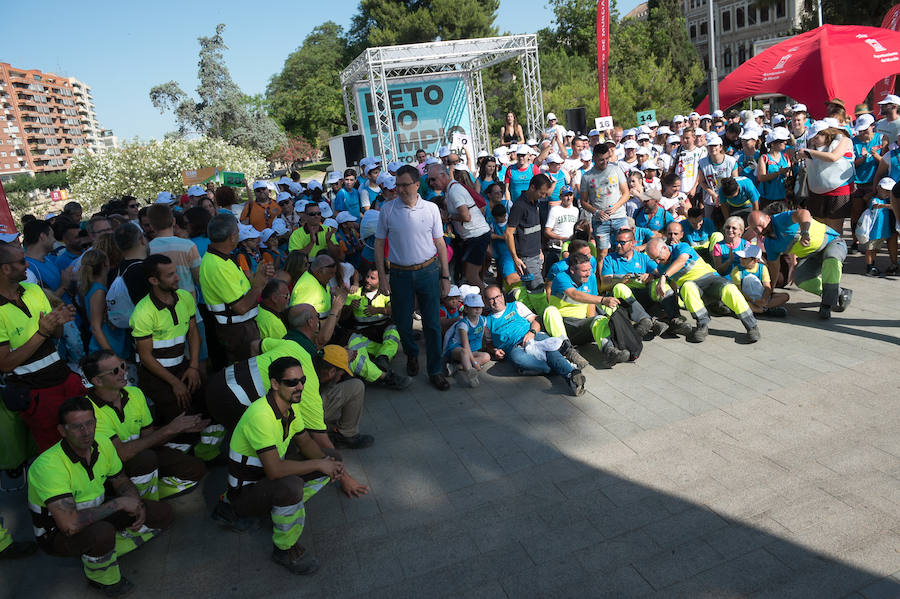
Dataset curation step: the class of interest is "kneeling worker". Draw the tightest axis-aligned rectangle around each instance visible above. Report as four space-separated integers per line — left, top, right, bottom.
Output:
27 397 174 597
213 357 344 575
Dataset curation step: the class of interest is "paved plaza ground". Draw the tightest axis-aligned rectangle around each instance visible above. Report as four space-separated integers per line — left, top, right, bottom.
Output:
2 252 899 598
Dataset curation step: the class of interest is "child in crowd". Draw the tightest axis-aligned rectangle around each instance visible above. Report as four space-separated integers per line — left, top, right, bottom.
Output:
730 244 789 317
442 293 490 387
680 207 722 258
861 177 900 276
439 284 462 334
489 203 518 290
335 168 362 218
659 172 690 220
233 224 271 278
334 211 363 270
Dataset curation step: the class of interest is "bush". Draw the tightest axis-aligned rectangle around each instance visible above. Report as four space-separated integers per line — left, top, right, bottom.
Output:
4 172 69 194
67 137 268 211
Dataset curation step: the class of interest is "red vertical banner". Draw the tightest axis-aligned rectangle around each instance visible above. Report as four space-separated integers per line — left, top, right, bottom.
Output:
873 3 900 118
0 180 18 235
596 0 610 117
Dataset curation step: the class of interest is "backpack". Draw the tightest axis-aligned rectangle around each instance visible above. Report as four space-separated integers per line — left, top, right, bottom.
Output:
106 262 140 328
606 307 643 360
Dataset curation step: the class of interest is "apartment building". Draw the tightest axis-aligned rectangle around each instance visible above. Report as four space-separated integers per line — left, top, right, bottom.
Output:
0 63 112 180
684 0 806 78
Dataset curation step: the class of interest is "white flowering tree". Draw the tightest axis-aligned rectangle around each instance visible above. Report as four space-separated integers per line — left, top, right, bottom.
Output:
67 137 268 211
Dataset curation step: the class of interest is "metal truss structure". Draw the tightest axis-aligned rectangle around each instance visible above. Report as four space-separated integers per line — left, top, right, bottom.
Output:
340 35 544 163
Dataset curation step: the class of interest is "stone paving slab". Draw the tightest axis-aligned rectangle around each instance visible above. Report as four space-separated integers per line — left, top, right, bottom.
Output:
2 261 900 598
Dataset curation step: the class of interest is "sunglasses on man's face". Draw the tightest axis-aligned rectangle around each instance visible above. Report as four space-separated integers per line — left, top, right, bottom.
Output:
280 376 306 388
100 361 127 377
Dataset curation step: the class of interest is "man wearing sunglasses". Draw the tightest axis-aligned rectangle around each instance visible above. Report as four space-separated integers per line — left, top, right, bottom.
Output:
83 350 208 501
0 243 85 451
215 356 344 575
288 201 338 256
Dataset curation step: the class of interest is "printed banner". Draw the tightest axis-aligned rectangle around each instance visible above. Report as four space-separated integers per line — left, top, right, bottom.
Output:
872 4 900 118
596 0 611 117
355 76 472 164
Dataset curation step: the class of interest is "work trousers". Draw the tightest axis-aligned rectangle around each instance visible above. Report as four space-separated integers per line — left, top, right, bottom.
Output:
125 447 207 501
793 237 847 307
322 378 365 437
678 273 757 330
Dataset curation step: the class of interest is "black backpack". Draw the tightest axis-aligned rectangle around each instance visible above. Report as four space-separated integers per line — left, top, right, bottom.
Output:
607 307 643 360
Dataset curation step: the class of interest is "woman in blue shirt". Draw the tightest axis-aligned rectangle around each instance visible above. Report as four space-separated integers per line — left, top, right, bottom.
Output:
757 128 792 206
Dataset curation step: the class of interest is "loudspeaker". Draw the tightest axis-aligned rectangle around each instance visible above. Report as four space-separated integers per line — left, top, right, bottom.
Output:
342 135 364 166
565 107 587 136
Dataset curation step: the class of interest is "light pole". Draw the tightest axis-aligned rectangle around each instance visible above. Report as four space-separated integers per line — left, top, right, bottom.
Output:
708 0 720 112
817 0 823 26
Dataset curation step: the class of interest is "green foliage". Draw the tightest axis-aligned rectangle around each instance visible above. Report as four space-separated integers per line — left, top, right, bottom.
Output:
150 24 286 156
266 22 348 146
67 137 267 211
538 0 705 131
347 0 500 55
796 0 887 31
3 172 68 194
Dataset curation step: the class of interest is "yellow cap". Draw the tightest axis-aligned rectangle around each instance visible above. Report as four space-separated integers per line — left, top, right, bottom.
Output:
322 345 353 376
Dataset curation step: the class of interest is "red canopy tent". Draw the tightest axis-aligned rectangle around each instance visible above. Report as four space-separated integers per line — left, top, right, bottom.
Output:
696 24 900 118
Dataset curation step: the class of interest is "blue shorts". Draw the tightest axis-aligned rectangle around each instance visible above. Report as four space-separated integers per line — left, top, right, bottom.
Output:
496 252 516 278
592 216 629 250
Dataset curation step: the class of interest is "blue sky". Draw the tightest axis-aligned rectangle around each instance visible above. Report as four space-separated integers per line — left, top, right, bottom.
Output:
1 0 640 142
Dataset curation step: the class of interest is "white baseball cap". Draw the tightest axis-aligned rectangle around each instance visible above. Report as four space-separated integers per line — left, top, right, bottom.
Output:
588 129 601 137
666 135 681 144
155 191 176 205
526 138 538 146
259 228 276 244
336 211 358 224
238 224 260 242
566 130 575 137
735 244 763 260
547 113 558 121
387 160 403 172
878 177 896 191
766 127 791 143
753 109 765 118
854 113 875 133
705 133 723 146
382 175 397 190
806 120 829 139
648 120 659 127
271 218 289 236
739 127 761 140
637 133 650 141
277 176 293 186
657 125 673 135
635 146 650 155
712 110 724 118
672 114 685 123
878 94 900 106
326 171 342 184
623 140 639 149
319 201 334 218
700 114 712 121
640 159 660 171
307 180 322 191
689 112 700 119
187 185 206 197
579 149 592 161
623 128 636 138
252 180 269 191
364 162 381 175
425 156 441 165
546 153 565 164
438 146 451 158
772 114 787 125
323 218 338 229
463 293 484 308
276 191 292 203
791 103 808 113
447 284 461 297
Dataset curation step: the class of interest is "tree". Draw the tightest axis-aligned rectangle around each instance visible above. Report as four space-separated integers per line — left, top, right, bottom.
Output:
67 137 267 210
266 22 348 146
150 24 286 156
270 137 318 167
347 0 500 55
796 0 887 30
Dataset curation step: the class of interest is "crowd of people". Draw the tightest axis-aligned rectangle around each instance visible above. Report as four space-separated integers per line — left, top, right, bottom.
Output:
0 95 895 595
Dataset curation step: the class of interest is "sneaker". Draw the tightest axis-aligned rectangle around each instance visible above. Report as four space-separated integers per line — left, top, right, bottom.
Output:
413 310 422 321
745 326 761 343
886 264 900 276
818 304 831 320
566 370 586 396
211 499 256 533
373 355 391 373
688 324 709 343
834 288 852 313
0 540 38 559
601 343 630 366
87 577 134 598
634 318 654 337
272 544 319 575
382 371 412 390
762 306 787 318
667 317 694 337
466 369 480 388
329 432 375 450
561 342 589 369
866 265 881 277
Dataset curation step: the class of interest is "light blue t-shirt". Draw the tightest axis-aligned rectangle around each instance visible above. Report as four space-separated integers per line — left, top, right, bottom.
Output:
601 251 659 276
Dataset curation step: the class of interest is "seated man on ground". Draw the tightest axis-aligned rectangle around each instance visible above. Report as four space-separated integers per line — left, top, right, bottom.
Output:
543 252 648 366
83 350 208 501
27 397 174 597
646 237 760 343
601 228 693 337
483 285 585 396
212 357 344 576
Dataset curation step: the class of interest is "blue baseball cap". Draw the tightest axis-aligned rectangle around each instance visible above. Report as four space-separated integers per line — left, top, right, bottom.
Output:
560 185 575 195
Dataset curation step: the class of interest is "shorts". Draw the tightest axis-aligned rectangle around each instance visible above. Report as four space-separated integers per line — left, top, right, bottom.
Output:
496 252 516 278
592 216 629 250
460 232 491 266
864 239 884 252
807 191 850 220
